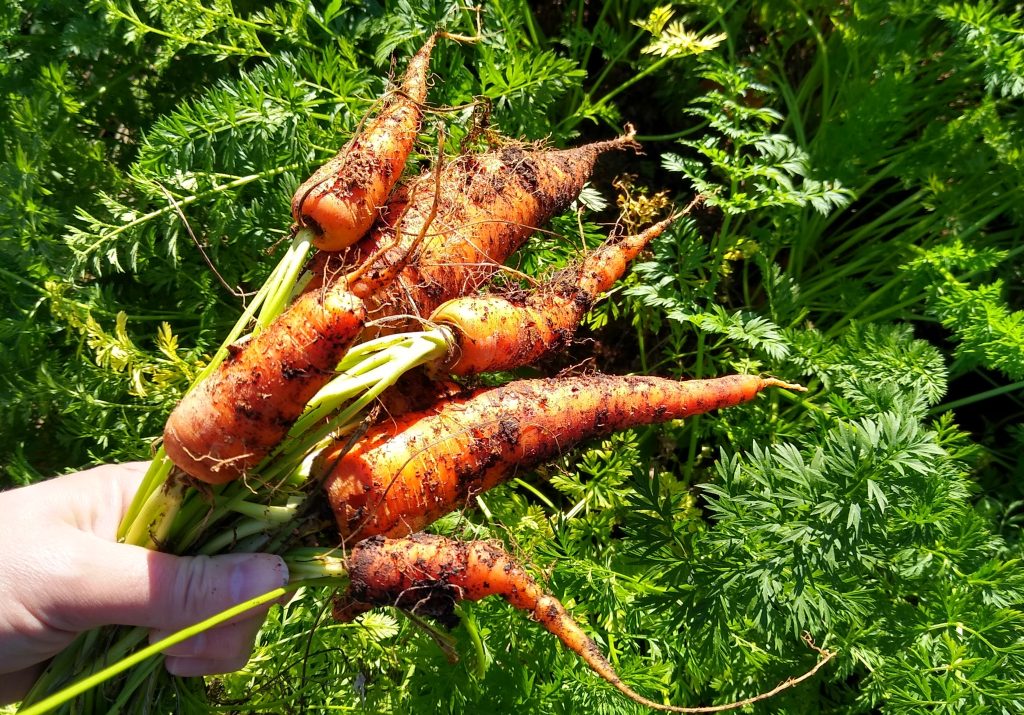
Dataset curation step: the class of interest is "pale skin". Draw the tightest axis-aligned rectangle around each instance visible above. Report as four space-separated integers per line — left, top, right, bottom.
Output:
0 462 288 704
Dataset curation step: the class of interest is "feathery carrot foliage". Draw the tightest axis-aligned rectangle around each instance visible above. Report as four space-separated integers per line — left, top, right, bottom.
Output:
2 0 1023 712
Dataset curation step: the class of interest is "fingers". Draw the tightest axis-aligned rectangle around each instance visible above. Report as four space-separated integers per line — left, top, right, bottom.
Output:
64 545 289 677
155 614 267 677
62 545 289 634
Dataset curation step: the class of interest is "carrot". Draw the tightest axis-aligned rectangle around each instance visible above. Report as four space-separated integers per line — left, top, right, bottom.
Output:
375 367 466 419
322 373 803 540
431 216 673 375
163 281 366 484
299 184 411 294
297 132 640 333
334 533 833 713
291 34 436 251
335 533 662 704
350 132 640 333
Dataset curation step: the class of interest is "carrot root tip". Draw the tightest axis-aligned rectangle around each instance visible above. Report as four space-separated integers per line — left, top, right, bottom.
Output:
764 377 807 392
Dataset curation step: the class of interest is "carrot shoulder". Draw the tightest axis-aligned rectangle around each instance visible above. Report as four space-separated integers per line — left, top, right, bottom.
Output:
322 373 802 540
163 281 366 484
291 34 436 251
431 216 673 375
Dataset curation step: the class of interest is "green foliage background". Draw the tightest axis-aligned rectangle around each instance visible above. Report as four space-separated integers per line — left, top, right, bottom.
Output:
2 0 1023 712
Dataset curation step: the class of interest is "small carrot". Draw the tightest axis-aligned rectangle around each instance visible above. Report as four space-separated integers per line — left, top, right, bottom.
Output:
163 280 366 484
322 373 803 540
291 34 436 251
335 533 832 713
431 216 673 375
299 184 411 294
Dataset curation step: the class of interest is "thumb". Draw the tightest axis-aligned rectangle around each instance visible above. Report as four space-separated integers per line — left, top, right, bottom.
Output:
60 542 289 633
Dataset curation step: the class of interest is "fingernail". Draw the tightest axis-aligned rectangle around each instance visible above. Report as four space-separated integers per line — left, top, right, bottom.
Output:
229 555 289 603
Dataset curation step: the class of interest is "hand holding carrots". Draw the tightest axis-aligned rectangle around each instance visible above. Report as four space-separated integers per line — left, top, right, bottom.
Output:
144 35 823 714
0 464 287 704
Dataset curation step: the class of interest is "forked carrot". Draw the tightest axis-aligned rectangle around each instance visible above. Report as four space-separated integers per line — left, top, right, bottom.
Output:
335 533 834 713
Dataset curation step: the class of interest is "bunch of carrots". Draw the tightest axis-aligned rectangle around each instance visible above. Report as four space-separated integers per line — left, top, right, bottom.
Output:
20 35 829 714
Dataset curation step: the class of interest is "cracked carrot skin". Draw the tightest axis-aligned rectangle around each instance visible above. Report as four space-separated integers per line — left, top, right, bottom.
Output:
291 34 436 251
334 533 702 713
431 216 673 375
163 282 366 484
322 373 800 540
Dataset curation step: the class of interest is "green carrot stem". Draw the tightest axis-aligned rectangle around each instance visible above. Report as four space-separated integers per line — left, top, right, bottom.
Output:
17 585 308 715
103 655 163 714
121 479 187 549
335 329 446 369
288 362 399 435
283 548 351 581
282 328 450 448
197 517 279 555
229 497 304 523
255 228 314 330
117 453 173 542
457 604 489 679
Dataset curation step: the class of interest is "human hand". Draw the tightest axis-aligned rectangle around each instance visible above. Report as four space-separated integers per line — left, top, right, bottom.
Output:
0 463 289 704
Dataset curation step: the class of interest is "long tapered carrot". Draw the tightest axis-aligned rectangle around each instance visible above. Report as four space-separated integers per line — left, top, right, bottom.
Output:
321 373 803 540
163 280 366 484
334 533 833 714
431 216 673 375
291 34 436 251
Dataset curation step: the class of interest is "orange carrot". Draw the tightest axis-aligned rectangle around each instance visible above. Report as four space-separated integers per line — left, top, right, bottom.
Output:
297 133 640 333
299 184 411 294
335 534 831 713
291 35 436 251
351 133 640 333
374 367 466 419
335 533 669 706
322 373 802 540
431 216 673 375
164 281 366 484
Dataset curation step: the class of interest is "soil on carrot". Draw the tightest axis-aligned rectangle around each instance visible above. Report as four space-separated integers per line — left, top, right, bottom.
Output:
334 535 466 628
